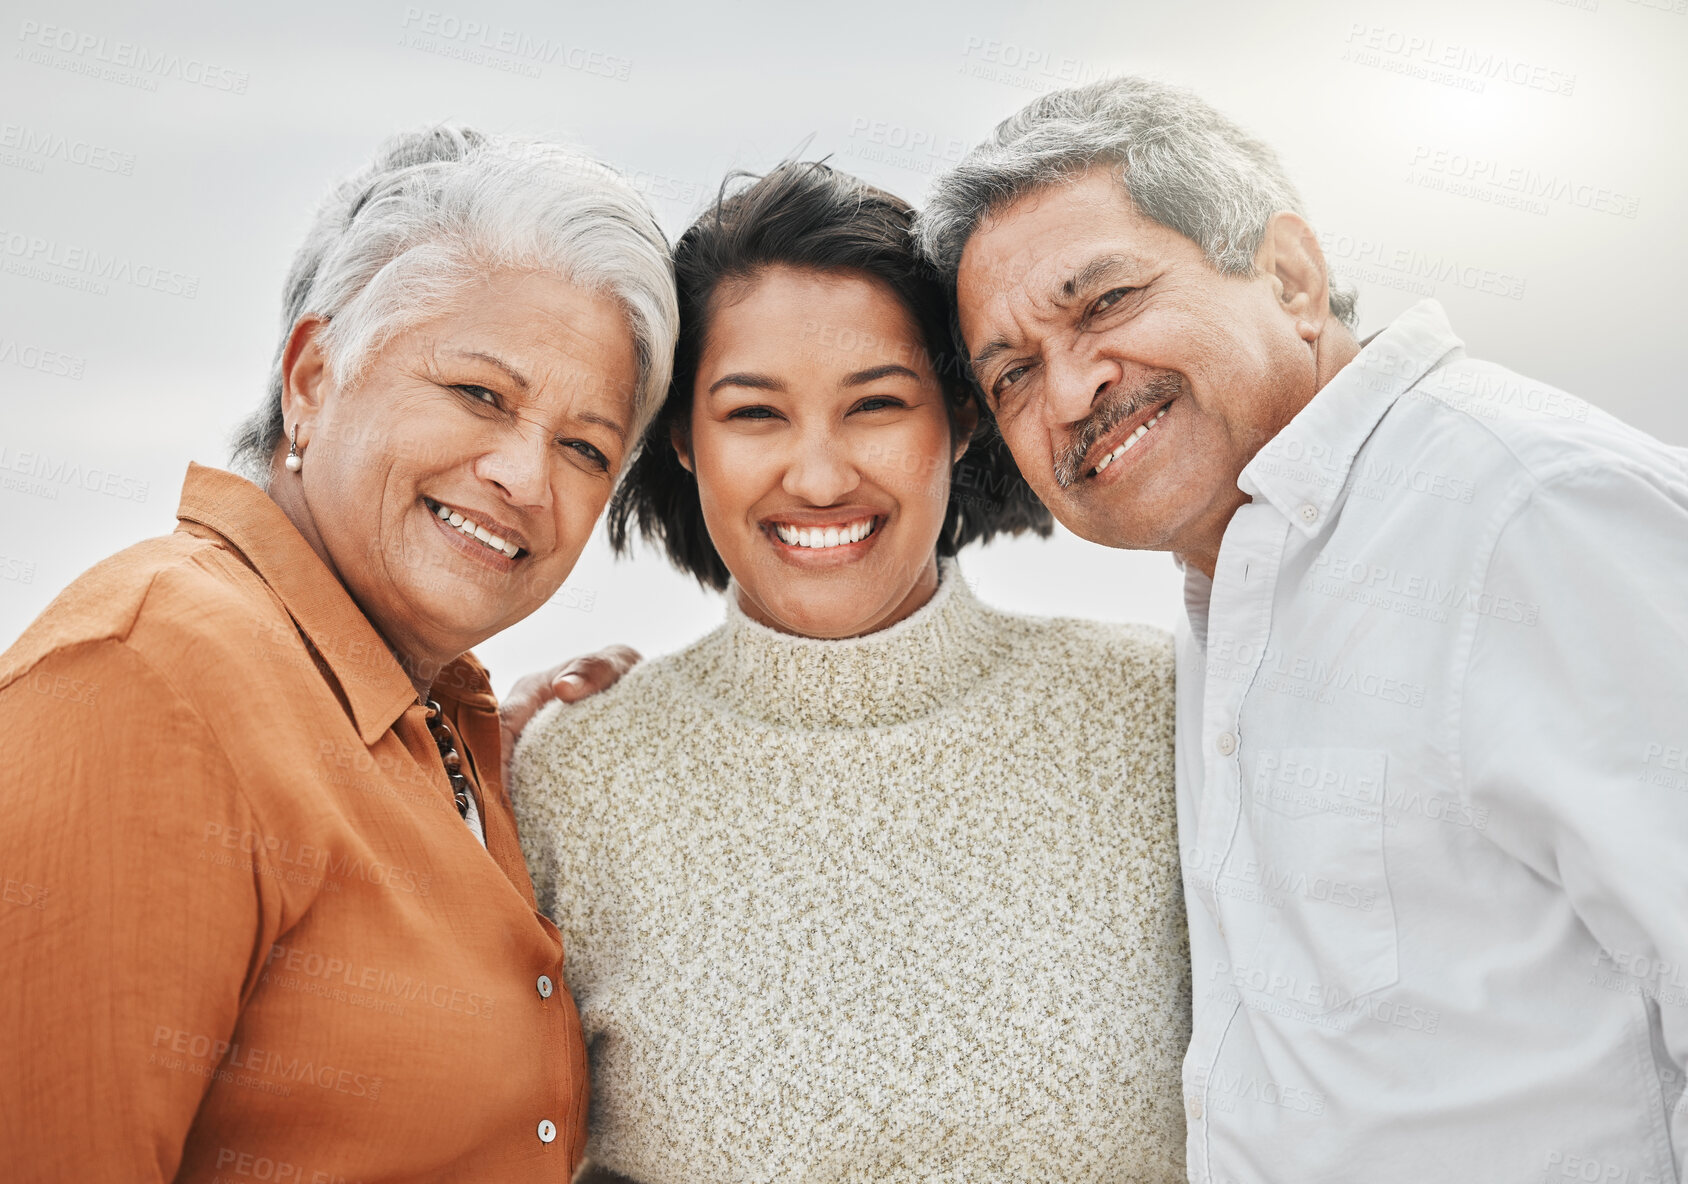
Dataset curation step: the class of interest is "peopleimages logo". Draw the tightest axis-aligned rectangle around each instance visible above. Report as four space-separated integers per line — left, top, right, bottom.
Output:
0 336 85 380
845 117 968 177
399 7 632 81
14 19 250 94
957 35 1107 93
0 227 200 298
1407 145 1640 219
0 446 151 502
1341 23 1576 97
0 123 136 175
1318 231 1526 302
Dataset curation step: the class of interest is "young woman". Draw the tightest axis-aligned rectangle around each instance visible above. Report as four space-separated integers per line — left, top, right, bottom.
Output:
513 163 1189 1182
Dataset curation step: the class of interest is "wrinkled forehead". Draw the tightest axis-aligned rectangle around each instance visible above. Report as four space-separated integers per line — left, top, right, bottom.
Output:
958 226 1108 321
954 175 1161 335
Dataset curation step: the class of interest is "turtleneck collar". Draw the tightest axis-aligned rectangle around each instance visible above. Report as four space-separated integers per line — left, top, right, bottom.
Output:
680 560 1012 729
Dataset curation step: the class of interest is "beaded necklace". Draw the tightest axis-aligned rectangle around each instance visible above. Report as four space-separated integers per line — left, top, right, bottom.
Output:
423 699 473 818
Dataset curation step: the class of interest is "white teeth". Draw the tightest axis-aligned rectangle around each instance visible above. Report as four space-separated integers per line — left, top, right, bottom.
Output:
1093 406 1169 476
773 518 877 550
427 499 521 559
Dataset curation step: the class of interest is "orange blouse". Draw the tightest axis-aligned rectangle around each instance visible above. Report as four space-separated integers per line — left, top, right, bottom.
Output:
0 463 588 1182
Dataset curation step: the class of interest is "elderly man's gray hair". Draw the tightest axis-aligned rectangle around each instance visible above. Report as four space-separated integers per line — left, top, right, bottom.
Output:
914 76 1357 329
232 125 679 482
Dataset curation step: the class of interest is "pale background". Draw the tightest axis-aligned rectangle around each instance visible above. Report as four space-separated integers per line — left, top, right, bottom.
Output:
3 0 1683 696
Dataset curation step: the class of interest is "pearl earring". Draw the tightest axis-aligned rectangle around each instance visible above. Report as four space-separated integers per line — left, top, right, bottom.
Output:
284 424 303 472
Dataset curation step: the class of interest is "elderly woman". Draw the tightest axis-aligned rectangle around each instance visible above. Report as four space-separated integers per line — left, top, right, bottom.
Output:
0 126 675 1181
514 162 1190 1183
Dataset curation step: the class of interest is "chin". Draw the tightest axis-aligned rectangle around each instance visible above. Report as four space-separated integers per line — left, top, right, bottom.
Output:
753 589 877 640
1077 474 1195 545
405 589 513 649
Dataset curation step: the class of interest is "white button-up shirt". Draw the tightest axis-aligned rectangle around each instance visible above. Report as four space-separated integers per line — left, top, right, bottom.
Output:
1176 300 1688 1182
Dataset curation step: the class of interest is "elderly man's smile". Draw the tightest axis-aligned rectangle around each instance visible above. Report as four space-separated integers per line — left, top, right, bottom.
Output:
1085 398 1174 482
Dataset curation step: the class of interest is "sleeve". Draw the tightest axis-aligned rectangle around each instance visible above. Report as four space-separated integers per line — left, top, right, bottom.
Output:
1460 461 1688 1148
0 639 273 1182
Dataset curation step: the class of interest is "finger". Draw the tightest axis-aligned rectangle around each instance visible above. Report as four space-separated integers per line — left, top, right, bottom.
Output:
599 645 643 673
552 658 612 701
503 670 552 713
551 648 643 701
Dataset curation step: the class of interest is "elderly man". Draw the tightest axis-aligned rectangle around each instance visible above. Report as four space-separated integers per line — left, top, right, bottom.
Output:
914 77 1688 1182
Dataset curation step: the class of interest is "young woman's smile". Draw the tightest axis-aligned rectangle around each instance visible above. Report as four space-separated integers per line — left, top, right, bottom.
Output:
762 508 884 562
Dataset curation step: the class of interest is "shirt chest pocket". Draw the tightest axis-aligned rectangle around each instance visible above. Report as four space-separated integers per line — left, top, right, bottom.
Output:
1221 748 1398 1016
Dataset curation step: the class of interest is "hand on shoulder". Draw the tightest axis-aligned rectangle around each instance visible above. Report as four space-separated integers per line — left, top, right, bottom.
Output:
499 645 641 788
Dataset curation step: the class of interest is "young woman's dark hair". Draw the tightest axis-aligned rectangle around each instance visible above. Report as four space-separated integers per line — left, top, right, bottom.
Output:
607 160 1051 591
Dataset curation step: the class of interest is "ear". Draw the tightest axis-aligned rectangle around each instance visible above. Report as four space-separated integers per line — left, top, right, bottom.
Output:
669 422 694 474
1254 211 1331 341
952 398 980 465
280 315 333 447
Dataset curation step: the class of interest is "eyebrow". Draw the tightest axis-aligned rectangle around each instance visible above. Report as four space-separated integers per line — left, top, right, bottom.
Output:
707 362 923 398
574 409 629 443
1059 252 1144 301
970 339 1015 381
707 372 784 395
452 349 530 391
841 363 921 388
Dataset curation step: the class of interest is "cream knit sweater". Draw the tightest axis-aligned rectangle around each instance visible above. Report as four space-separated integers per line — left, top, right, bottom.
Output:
514 564 1189 1183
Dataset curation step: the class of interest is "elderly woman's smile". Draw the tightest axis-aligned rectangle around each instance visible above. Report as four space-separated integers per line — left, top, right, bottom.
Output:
424 497 529 561
283 268 640 683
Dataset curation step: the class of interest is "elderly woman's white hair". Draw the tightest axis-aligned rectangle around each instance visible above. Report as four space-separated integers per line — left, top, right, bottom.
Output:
914 76 1358 329
233 124 678 482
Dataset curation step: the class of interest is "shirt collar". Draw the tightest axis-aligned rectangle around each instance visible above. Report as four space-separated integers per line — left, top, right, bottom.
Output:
174 462 425 744
1239 300 1465 537
1177 555 1214 650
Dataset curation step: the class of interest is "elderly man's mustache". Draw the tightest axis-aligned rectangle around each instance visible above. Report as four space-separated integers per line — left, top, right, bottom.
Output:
1050 370 1184 489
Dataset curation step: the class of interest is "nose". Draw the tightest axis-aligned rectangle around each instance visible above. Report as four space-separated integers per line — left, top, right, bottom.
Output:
780 426 861 507
475 420 552 510
1042 343 1123 431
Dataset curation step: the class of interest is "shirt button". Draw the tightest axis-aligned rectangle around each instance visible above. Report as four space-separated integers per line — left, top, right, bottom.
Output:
1188 1095 1205 1120
1215 731 1238 756
537 1119 557 1144
1299 502 1319 524
536 975 554 999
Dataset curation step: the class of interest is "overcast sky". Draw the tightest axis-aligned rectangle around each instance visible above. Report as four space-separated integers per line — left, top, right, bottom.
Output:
3 0 1683 695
